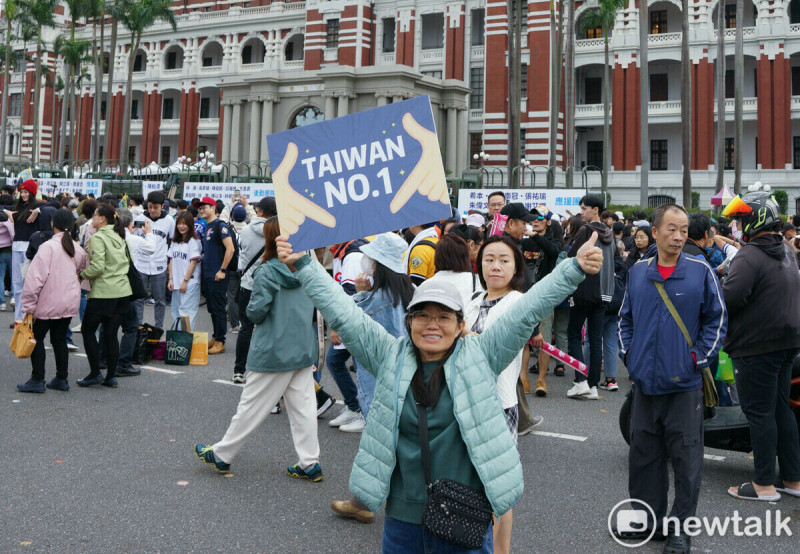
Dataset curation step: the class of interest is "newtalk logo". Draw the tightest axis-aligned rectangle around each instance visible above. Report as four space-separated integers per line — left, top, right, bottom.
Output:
608 499 793 548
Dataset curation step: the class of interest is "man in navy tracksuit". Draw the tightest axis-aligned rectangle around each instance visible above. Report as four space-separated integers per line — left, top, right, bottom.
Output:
617 205 726 553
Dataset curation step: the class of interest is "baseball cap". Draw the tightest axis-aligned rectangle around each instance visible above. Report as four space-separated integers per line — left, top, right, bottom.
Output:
197 196 216 206
466 213 486 228
500 203 536 222
231 202 247 222
531 205 552 220
407 279 465 314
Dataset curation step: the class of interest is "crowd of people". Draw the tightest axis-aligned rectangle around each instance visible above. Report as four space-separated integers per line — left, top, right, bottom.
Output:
7 175 800 553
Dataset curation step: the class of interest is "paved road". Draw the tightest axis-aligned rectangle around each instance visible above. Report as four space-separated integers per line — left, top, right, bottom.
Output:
0 304 797 553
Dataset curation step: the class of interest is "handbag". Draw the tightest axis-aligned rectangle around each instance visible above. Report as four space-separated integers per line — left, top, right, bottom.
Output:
132 323 163 365
165 319 193 366
189 332 209 365
9 314 36 359
125 243 148 300
416 401 493 549
651 275 720 407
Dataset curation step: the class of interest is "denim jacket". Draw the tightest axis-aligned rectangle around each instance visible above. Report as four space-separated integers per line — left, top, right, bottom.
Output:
353 287 408 340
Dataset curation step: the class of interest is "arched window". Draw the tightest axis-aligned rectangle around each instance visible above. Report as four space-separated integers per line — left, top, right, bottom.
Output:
290 106 325 128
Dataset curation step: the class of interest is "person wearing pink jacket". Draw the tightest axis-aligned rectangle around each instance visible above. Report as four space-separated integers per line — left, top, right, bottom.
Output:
17 209 88 393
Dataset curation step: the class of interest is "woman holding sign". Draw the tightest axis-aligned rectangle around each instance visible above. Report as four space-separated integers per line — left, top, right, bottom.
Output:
275 232 603 553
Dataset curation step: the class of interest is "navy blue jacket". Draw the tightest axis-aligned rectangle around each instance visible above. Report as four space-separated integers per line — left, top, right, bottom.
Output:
618 252 727 395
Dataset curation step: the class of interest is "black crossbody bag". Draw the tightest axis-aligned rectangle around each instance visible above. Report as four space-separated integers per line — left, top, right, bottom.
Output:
415 400 493 549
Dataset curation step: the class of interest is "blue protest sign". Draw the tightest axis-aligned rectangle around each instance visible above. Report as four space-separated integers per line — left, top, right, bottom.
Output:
267 95 451 251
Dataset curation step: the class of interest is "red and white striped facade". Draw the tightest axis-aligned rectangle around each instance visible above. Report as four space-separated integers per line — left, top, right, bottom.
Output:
5 0 800 204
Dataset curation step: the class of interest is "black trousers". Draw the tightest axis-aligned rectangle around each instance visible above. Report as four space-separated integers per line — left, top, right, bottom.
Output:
735 349 800 485
82 298 127 380
30 317 71 381
233 287 254 374
204 276 228 343
629 387 704 531
567 299 605 387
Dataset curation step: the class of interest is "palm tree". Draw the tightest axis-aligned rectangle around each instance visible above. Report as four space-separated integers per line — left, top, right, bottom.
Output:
104 0 128 164
50 73 63 160
734 0 743 193
580 0 625 197
507 0 522 187
17 18 35 159
118 0 176 168
639 0 649 208
680 0 691 207
60 38 91 163
564 0 575 187
0 0 21 166
715 2 726 193
27 0 58 165
73 64 92 161
88 0 104 166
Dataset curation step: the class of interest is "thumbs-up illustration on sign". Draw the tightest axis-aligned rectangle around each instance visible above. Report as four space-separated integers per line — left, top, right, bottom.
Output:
272 142 337 236
389 113 449 214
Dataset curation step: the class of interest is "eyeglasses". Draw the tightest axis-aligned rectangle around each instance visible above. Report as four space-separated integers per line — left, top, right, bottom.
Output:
410 311 458 326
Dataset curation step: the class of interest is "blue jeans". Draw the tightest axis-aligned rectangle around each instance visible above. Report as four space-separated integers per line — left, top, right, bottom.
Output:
381 517 493 554
12 249 26 320
326 344 360 412
355 361 375 419
134 270 168 330
0 251 11 301
79 289 88 321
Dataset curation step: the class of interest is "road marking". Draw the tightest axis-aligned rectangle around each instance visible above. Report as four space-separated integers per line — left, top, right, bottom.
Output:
74 353 183 374
704 454 726 462
531 430 588 442
212 379 244 387
142 366 184 375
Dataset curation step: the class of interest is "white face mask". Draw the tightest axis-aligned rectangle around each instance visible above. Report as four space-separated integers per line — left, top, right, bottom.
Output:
361 256 376 276
526 224 533 233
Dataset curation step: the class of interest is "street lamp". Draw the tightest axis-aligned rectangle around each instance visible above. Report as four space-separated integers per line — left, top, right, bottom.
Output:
473 151 490 189
520 158 531 189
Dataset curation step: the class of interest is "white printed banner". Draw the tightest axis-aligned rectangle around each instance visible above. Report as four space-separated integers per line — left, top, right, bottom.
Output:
457 188 585 219
181 182 275 201
37 178 102 197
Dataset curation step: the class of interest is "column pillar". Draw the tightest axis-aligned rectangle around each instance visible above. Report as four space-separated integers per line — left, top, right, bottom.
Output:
221 102 232 162
248 99 261 162
337 94 349 117
230 101 242 173
260 97 274 161
376 94 388 107
445 106 457 173
325 94 336 119
456 108 468 176
393 95 404 104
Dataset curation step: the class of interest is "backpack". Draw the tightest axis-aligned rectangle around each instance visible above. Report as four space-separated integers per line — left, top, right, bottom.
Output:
214 219 240 273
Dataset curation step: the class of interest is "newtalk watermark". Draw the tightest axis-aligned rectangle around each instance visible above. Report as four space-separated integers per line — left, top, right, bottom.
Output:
608 499 793 548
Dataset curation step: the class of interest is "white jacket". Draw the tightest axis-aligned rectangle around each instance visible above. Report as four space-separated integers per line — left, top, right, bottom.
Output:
464 290 523 409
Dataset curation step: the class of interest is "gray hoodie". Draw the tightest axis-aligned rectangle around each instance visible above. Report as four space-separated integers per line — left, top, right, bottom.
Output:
238 216 267 291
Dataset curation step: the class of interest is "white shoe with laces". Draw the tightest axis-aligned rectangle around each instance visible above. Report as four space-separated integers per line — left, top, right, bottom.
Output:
339 414 366 433
329 407 360 427
567 380 592 398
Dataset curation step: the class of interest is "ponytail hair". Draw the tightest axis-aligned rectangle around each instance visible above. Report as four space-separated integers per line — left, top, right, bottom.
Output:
52 208 76 258
95 202 126 240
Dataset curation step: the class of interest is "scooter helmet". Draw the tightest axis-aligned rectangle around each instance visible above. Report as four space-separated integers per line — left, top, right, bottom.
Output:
721 183 781 242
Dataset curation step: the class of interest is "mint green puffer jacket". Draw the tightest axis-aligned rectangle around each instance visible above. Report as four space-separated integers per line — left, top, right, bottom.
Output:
293 254 586 516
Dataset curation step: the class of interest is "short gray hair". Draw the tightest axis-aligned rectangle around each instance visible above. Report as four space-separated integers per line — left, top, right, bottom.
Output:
116 207 133 228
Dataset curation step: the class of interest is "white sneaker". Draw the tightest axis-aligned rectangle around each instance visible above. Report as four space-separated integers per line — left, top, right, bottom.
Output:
229 326 240 334
585 386 599 400
66 343 79 351
0 303 5 311
71 324 82 333
567 380 592 398
340 414 366 433
10 297 14 306
232 373 246 384
329 407 360 427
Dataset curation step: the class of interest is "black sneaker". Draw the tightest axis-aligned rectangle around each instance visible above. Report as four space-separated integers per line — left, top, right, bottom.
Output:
554 365 565 377
599 378 619 391
316 387 335 417
17 379 45 393
46 378 70 391
117 367 141 377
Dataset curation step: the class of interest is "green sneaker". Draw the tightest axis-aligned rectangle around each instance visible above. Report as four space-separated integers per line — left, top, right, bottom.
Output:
287 462 323 482
194 443 230 473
